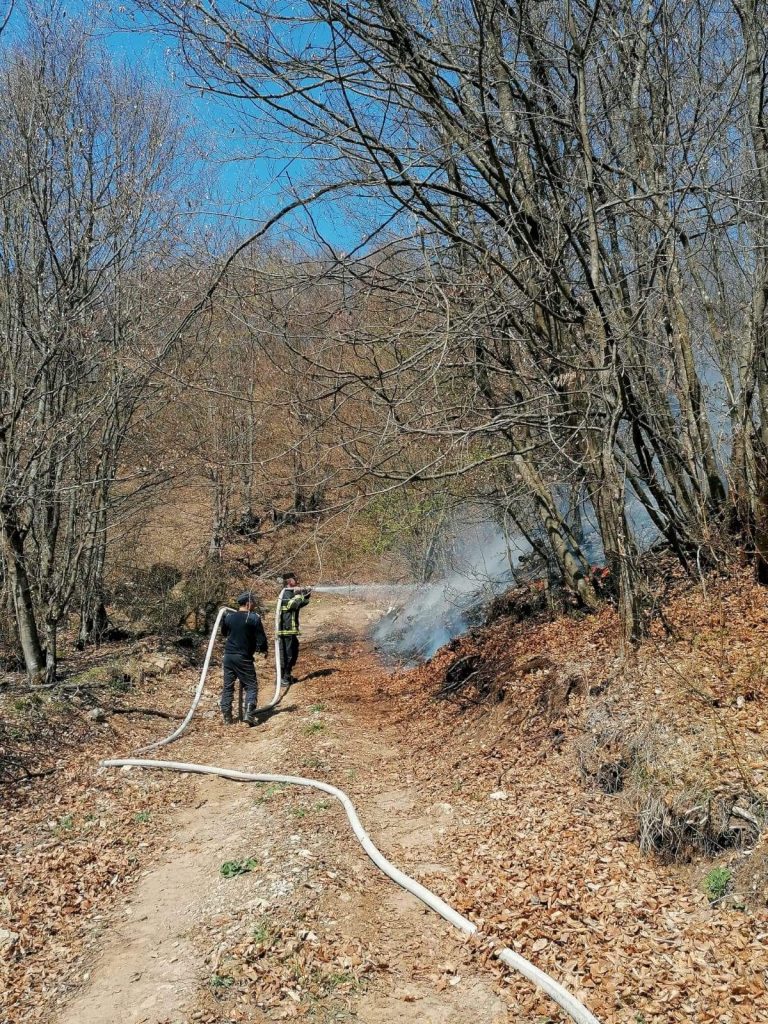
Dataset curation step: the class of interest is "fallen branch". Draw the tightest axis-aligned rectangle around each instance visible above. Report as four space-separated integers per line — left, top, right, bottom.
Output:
732 805 763 829
3 681 132 695
106 706 180 720
437 669 480 698
0 765 57 785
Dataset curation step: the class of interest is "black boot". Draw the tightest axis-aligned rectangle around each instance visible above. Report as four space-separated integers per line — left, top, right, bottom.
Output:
244 702 258 726
222 708 234 725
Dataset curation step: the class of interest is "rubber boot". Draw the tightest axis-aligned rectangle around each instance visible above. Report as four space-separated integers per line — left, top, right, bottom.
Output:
222 708 234 725
244 702 257 727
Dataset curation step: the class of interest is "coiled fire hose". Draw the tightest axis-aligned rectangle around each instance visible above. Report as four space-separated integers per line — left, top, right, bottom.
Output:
102 592 602 1024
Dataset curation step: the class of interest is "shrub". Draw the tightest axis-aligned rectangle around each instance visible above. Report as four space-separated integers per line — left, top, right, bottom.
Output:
703 866 732 902
219 857 259 878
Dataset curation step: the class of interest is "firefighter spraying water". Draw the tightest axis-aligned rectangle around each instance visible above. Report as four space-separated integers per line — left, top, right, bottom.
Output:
216 578 444 724
276 573 312 684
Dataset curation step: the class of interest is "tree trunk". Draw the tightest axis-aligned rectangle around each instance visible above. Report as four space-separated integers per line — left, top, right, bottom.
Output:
78 596 109 648
1 518 45 677
512 454 600 610
755 456 768 584
588 466 642 644
739 0 768 579
44 619 57 685
77 528 109 647
209 470 229 559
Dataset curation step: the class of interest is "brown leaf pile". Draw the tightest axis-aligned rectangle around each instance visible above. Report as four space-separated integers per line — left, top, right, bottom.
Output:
378 567 768 1022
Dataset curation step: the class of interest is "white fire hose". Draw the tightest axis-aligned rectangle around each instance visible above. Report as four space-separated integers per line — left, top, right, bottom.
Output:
103 592 602 1024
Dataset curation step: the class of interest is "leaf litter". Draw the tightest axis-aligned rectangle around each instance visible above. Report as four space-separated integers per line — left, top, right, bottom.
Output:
3 572 768 1024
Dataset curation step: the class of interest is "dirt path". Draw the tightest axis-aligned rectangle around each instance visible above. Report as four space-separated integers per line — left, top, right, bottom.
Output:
51 597 515 1024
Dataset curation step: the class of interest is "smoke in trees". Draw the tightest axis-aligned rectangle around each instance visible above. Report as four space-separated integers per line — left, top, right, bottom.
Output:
123 0 768 640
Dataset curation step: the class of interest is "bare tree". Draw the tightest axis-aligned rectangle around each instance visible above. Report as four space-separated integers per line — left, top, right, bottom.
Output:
129 0 768 637
0 10 193 678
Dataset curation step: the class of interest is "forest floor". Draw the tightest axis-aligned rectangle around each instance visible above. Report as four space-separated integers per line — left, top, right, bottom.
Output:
2 574 768 1024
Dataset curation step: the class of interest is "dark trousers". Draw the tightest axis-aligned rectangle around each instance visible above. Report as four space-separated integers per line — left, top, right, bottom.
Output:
221 654 258 712
279 636 299 679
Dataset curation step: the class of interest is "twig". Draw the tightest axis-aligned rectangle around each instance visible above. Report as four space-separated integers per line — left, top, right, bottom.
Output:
732 805 762 828
437 670 480 698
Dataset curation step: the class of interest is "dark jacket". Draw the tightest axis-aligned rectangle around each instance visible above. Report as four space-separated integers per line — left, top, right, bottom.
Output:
222 609 268 658
278 589 311 636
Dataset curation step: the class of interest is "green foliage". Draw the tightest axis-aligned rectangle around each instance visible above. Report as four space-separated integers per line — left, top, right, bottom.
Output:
703 866 732 902
210 973 234 990
304 720 325 735
251 918 275 946
300 754 324 770
308 701 327 713
219 857 259 878
134 810 151 824
49 813 77 838
324 970 358 991
12 693 42 714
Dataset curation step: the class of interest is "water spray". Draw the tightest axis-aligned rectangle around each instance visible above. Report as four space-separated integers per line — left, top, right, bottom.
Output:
311 583 417 594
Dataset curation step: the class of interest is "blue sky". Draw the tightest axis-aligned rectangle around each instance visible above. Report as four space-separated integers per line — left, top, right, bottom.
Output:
3 0 366 251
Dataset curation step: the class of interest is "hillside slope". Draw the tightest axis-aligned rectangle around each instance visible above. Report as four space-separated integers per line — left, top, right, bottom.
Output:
382 567 768 1022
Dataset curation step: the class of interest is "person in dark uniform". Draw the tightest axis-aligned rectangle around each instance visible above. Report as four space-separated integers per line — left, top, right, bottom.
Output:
220 591 268 725
277 573 312 685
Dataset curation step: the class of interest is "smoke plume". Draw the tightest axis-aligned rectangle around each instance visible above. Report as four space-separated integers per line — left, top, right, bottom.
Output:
370 519 528 662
